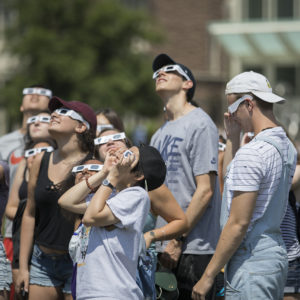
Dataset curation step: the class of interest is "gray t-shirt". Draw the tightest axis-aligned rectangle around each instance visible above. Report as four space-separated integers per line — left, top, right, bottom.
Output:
76 187 150 300
151 108 221 254
0 130 24 238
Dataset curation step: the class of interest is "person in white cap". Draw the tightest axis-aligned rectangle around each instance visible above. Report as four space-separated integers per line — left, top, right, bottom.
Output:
192 71 297 300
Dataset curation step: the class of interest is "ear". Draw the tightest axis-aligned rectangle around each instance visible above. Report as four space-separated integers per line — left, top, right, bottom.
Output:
134 173 144 182
75 122 88 133
182 80 193 91
20 105 24 112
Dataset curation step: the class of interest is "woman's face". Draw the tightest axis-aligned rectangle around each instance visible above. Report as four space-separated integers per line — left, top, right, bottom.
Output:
49 108 84 135
97 130 127 161
29 112 51 140
74 159 103 184
27 142 51 169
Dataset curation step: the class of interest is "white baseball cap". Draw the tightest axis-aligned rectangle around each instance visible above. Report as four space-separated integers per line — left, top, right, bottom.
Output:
225 71 285 103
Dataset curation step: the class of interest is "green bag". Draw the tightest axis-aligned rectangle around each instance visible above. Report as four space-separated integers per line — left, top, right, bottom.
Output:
155 269 179 300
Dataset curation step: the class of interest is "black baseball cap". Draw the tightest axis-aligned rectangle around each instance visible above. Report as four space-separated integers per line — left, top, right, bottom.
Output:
138 145 166 191
152 53 196 101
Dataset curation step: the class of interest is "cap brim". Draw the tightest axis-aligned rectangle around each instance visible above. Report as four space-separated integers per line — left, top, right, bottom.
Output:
252 91 286 103
49 96 77 112
152 54 176 71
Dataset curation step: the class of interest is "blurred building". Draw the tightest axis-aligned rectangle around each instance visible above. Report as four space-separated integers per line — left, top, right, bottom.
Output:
148 0 300 141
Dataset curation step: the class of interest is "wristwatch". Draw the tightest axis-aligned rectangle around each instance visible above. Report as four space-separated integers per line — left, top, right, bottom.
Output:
102 178 115 190
175 235 186 243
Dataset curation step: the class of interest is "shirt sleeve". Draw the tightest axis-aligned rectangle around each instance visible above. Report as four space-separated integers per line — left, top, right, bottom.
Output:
226 145 265 192
106 187 149 230
186 122 219 176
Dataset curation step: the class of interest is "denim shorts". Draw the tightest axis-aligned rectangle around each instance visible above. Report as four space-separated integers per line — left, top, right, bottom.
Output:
0 241 12 291
29 244 73 294
226 237 288 300
284 257 300 294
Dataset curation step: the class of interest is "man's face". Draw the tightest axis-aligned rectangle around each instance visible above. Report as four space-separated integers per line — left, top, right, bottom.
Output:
227 94 253 132
154 67 185 96
20 92 50 113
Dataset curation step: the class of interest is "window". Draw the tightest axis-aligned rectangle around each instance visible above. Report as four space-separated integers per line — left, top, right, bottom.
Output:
248 0 263 19
275 66 296 95
277 0 294 18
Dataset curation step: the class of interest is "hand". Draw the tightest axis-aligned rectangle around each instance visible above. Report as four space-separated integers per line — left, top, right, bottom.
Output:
192 273 215 300
15 268 30 294
224 112 241 140
240 132 253 146
144 231 154 249
159 239 182 269
107 149 136 184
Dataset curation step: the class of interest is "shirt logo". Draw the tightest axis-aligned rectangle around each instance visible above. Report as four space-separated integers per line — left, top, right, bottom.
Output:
10 151 24 165
211 157 216 164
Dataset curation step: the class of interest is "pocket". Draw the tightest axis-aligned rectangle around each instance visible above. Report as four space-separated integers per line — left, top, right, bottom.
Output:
225 280 242 299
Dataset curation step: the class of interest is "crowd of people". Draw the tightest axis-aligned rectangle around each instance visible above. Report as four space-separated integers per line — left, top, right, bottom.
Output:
0 53 299 300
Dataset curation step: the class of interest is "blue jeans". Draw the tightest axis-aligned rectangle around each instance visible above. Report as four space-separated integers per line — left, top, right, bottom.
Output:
136 249 157 300
30 244 73 294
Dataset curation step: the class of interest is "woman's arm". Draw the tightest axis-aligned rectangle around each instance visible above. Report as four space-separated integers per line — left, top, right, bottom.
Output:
58 169 108 214
144 184 187 247
5 159 26 220
16 154 42 293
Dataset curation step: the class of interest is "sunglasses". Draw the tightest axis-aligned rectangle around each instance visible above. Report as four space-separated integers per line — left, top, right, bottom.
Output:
152 64 191 81
23 87 52 98
54 108 90 130
97 124 114 133
72 164 103 174
25 146 54 158
218 142 226 152
228 95 253 114
94 132 126 145
27 115 51 124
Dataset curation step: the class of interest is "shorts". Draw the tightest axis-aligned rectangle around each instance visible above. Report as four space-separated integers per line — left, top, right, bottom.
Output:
284 257 300 294
175 254 216 299
0 241 12 291
29 244 73 294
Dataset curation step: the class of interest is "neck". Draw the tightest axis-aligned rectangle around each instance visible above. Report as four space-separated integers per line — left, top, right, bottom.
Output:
53 134 86 162
163 95 195 121
252 109 279 135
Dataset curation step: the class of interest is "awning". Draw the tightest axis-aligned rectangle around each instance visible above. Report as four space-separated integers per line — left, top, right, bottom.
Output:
208 20 300 62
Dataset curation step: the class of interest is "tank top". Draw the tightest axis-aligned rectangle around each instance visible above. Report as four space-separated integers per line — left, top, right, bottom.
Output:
13 167 28 236
34 152 74 251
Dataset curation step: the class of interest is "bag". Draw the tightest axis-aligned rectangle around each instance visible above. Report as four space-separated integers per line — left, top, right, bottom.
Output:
155 269 179 300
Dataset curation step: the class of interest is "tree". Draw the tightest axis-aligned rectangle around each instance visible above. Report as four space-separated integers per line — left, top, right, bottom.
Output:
0 0 163 127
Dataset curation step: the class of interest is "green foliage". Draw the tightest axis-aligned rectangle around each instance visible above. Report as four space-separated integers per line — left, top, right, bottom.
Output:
0 0 163 127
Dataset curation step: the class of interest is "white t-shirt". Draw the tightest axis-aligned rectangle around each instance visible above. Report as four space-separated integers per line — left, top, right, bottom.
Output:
76 186 150 300
225 127 296 232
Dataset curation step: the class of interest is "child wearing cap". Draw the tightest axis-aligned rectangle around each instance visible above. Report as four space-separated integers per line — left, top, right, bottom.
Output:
69 145 165 300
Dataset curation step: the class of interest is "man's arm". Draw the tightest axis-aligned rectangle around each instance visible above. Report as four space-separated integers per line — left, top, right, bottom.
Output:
192 190 257 299
160 172 216 268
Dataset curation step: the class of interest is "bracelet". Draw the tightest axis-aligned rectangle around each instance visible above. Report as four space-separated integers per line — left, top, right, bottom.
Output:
85 177 96 192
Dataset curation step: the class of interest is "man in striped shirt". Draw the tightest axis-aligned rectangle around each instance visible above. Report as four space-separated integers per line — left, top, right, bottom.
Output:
192 71 297 300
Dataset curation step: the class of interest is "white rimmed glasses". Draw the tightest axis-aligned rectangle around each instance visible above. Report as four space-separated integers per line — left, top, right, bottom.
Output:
94 132 126 145
152 64 191 81
54 108 90 130
25 146 54 158
27 116 51 124
23 87 52 98
97 124 114 133
228 95 253 114
72 164 103 174
218 142 226 152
